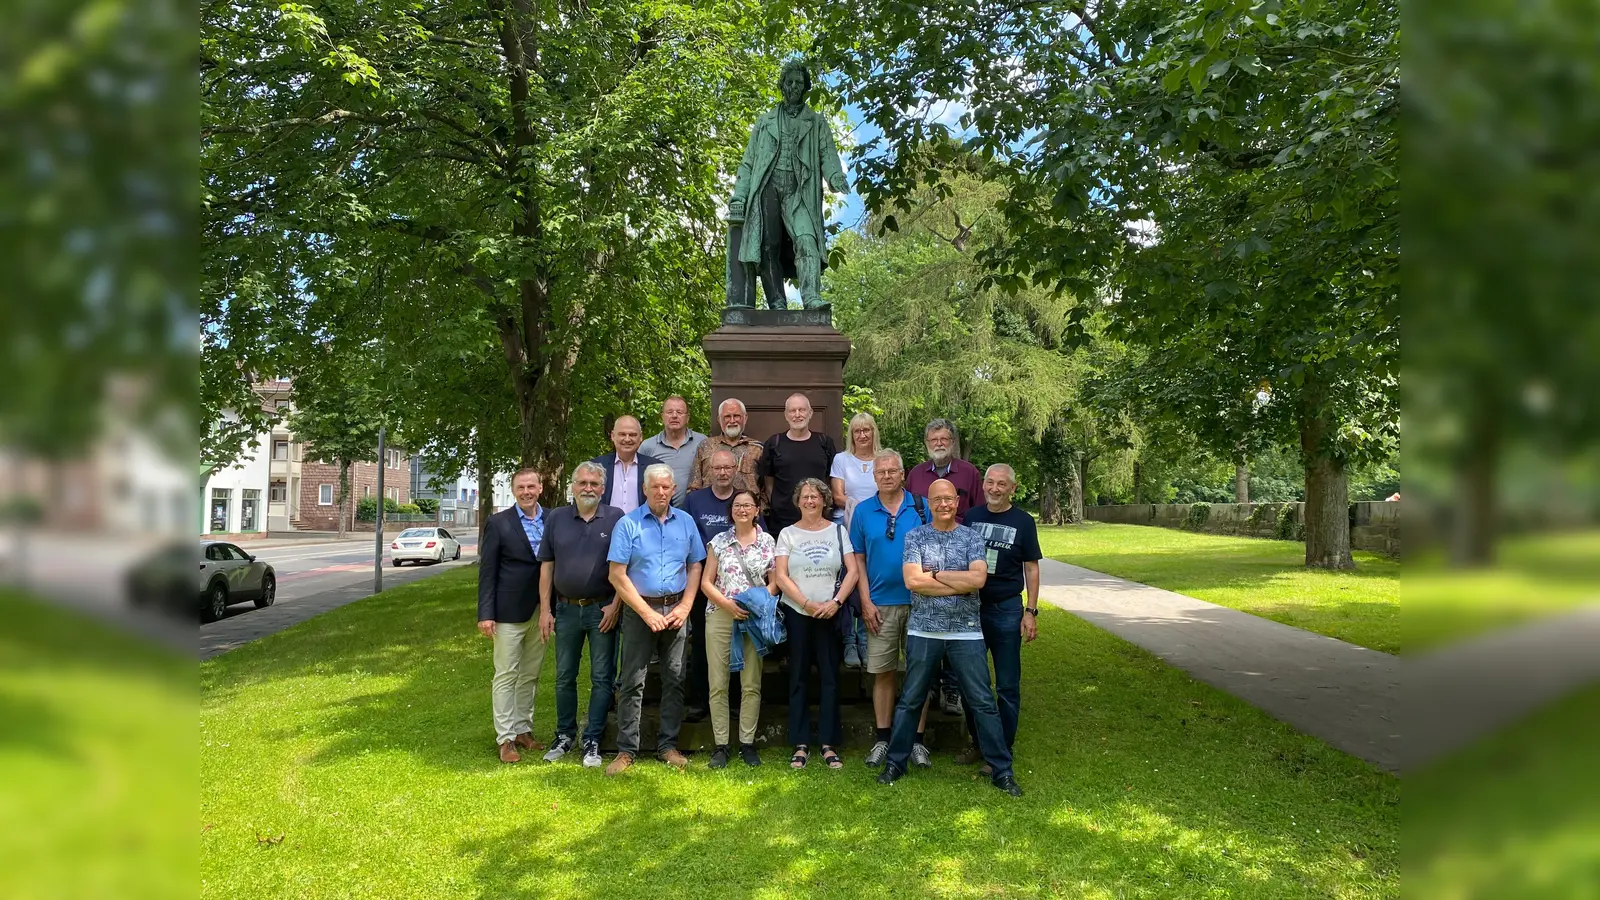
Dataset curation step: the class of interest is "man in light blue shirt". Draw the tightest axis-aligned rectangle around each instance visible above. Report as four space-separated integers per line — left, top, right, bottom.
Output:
606 464 706 773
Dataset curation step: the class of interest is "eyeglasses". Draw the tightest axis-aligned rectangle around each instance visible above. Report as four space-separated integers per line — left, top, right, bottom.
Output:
929 497 959 506
731 502 758 510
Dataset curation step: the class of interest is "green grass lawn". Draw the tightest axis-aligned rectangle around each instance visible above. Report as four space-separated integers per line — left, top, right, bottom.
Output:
1038 523 1401 654
0 592 194 899
201 567 1397 899
1408 684 1600 899
1403 529 1600 651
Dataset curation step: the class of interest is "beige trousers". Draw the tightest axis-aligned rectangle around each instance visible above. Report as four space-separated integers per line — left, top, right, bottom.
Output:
705 602 762 746
491 619 547 745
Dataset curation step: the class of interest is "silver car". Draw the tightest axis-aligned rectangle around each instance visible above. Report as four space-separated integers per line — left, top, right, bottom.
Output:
390 527 462 566
198 541 276 622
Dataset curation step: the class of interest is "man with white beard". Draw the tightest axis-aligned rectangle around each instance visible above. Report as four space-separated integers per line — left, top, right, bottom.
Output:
536 461 626 767
688 397 765 495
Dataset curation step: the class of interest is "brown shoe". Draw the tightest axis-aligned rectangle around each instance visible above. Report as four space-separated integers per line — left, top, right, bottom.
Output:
605 752 635 776
954 743 984 766
498 741 521 763
514 732 544 751
657 748 689 769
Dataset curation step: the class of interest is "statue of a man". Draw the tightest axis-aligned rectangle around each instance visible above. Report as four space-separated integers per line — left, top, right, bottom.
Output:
727 60 849 310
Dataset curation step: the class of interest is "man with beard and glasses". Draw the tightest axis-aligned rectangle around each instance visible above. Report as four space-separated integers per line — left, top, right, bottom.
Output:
536 461 625 768
689 397 764 495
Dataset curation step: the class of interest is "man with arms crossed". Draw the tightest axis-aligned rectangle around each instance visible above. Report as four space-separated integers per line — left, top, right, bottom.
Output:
878 480 1022 797
477 468 552 763
957 463 1042 772
537 461 625 767
606 465 707 773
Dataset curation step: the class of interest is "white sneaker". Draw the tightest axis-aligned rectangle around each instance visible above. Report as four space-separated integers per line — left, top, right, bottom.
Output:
911 742 932 768
543 734 575 762
864 740 889 768
581 740 603 768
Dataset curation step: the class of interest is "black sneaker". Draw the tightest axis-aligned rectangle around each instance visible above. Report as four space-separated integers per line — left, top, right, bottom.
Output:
992 774 1023 797
709 745 729 769
740 743 762 767
877 764 904 786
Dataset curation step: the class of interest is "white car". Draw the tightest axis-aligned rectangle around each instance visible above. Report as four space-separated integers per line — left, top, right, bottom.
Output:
390 527 462 566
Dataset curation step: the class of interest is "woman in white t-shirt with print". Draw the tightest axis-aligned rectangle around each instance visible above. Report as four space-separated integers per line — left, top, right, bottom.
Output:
829 412 882 526
774 478 860 770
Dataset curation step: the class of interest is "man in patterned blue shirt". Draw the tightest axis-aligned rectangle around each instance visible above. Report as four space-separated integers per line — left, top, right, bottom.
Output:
877 480 1022 796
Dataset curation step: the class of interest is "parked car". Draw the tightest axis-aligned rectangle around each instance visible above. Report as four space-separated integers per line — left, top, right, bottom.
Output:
127 542 199 617
390 527 462 566
196 541 277 622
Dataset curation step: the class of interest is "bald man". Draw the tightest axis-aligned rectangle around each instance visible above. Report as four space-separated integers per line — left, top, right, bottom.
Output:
591 415 663 514
758 392 838 536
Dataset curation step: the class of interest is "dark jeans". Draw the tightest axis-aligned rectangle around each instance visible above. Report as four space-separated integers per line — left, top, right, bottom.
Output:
888 636 1013 779
963 596 1024 750
553 599 618 744
616 603 689 757
783 604 842 746
686 593 709 710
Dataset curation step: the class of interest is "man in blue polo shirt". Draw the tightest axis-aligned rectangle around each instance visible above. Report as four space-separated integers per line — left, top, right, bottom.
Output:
606 464 707 774
848 448 933 769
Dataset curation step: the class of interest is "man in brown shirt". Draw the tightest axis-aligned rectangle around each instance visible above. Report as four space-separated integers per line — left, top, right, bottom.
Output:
688 397 765 496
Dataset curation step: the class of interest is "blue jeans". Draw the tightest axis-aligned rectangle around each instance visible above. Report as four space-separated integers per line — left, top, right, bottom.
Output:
963 596 1024 750
887 636 1013 779
553 599 618 744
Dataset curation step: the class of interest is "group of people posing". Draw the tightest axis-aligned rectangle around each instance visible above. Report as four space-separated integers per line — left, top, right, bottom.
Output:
476 392 1042 797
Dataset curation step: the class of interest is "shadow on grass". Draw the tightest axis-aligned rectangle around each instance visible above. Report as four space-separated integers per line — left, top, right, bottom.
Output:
201 571 1398 898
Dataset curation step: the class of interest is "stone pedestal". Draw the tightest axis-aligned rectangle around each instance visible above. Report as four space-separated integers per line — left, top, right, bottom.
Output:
702 308 851 445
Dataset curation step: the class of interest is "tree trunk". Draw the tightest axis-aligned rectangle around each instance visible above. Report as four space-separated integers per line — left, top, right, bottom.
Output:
1066 452 1084 524
1235 460 1250 504
477 466 495 550
1449 399 1498 566
337 459 349 539
1300 411 1354 570
1039 482 1060 525
1132 460 1143 504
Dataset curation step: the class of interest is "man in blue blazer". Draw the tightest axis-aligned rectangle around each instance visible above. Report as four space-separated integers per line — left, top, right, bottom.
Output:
590 415 661 515
477 468 553 763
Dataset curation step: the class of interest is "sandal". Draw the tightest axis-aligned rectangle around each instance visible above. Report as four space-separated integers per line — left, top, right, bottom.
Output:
790 745 809 769
821 746 843 769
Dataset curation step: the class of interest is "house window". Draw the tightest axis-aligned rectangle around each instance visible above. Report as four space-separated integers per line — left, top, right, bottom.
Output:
273 440 290 460
269 481 287 502
363 484 372 497
241 489 261 531
318 484 334 505
209 488 231 533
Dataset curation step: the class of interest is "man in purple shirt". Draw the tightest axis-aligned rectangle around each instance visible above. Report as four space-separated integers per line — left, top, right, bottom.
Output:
905 418 983 524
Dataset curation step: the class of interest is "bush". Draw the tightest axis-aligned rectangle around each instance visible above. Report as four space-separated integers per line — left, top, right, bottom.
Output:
1183 502 1212 530
355 496 402 522
397 503 421 515
1274 502 1303 541
1247 502 1273 533
414 498 439 515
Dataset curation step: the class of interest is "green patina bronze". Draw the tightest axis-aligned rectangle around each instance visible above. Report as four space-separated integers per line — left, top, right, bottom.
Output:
726 60 849 310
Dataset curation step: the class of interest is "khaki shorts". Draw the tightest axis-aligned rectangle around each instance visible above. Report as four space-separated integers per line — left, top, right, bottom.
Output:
865 604 911 674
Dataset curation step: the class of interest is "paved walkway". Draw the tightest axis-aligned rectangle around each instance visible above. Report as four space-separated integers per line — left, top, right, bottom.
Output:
1038 558 1403 774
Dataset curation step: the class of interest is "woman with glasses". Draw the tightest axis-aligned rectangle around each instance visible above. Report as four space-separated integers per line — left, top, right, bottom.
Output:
700 489 777 768
773 478 860 768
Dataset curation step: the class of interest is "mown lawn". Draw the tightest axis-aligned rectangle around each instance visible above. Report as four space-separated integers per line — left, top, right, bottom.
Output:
1038 523 1400 653
200 567 1397 899
1403 529 1600 651
0 592 194 899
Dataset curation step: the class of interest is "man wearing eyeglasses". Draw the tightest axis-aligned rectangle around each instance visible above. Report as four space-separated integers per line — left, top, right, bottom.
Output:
879 479 1021 797
848 448 935 770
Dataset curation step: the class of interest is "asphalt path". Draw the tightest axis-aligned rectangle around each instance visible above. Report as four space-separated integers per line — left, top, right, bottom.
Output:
198 534 479 659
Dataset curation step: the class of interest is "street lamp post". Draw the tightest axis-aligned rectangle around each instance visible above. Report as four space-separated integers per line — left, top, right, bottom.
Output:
374 426 385 594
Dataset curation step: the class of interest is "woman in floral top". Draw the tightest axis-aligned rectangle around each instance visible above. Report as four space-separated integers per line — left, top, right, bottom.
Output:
700 489 776 768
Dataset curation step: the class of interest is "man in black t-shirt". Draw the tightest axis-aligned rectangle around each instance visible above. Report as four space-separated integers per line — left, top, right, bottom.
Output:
959 462 1042 765
757 392 838 536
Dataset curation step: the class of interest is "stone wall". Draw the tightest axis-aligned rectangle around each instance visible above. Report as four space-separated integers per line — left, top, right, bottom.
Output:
1085 501 1400 556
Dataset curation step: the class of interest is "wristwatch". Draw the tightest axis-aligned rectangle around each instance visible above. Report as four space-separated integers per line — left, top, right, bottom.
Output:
1024 607 1040 616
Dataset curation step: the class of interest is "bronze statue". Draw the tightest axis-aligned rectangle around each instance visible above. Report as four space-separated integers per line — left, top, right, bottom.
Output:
726 60 849 310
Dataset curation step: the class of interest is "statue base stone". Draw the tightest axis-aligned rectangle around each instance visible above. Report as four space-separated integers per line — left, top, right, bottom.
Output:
702 308 851 447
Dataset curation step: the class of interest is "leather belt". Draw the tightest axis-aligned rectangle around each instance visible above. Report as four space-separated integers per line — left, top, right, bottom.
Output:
640 591 683 605
562 596 611 607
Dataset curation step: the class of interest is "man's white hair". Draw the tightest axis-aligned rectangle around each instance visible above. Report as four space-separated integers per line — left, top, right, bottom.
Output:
717 397 747 416
985 463 1016 482
572 460 607 485
643 463 676 487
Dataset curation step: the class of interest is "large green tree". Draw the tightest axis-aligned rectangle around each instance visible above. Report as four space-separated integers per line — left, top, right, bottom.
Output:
203 0 802 493
808 0 1397 568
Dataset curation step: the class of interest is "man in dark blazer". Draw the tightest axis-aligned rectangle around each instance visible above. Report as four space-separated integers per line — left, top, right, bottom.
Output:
591 415 661 514
477 468 553 763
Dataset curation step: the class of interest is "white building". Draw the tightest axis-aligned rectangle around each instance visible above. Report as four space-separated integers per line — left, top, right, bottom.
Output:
201 410 272 537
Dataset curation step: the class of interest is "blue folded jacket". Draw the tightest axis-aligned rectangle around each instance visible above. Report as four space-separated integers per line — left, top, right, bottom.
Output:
730 586 787 672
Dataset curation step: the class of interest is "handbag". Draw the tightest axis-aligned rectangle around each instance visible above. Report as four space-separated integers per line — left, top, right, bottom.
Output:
831 523 859 639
